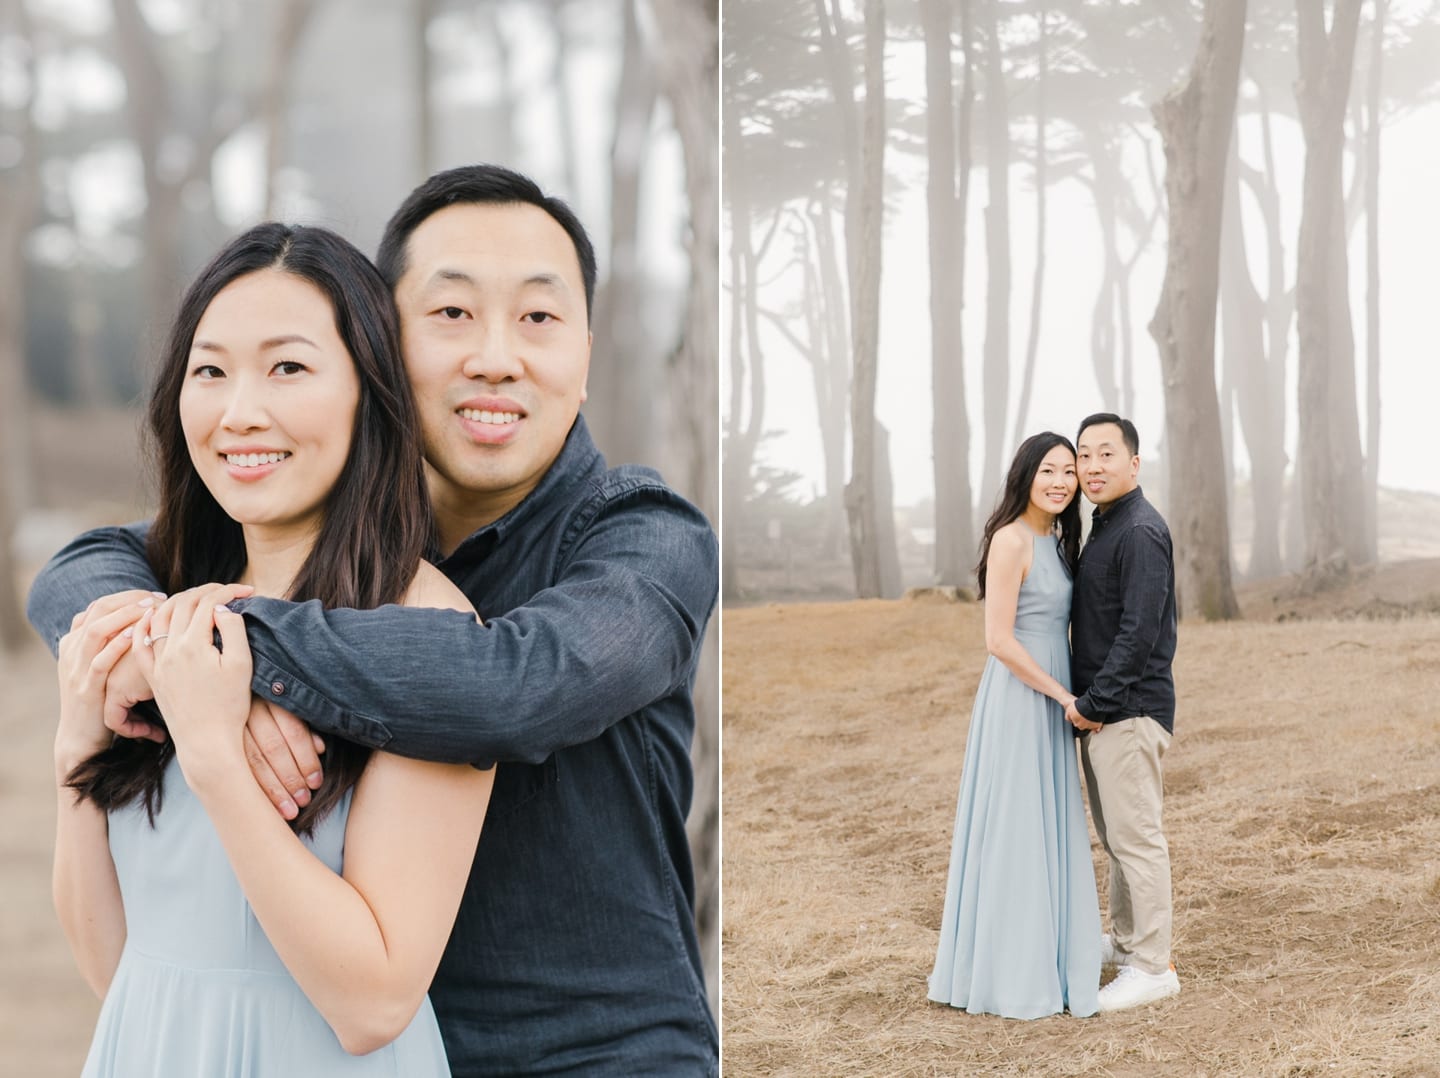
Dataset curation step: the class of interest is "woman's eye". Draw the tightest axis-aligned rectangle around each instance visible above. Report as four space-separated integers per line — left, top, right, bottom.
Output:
272 361 307 376
191 364 224 379
441 306 467 320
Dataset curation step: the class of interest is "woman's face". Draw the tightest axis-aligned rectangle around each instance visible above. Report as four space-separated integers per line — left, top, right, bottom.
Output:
1029 444 1078 517
179 269 361 540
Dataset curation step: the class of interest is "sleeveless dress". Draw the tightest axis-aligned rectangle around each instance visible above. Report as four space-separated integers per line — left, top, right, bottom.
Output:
927 532 1101 1019
81 755 452 1076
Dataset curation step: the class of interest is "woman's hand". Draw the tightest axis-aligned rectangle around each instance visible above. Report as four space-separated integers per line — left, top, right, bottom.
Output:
134 584 254 786
55 592 155 777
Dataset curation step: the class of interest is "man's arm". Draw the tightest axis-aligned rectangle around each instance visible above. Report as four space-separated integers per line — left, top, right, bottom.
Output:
1073 524 1171 720
236 484 717 767
27 524 159 656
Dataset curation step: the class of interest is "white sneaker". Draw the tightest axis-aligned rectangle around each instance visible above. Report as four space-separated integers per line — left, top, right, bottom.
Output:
1096 964 1180 1012
1099 933 1133 967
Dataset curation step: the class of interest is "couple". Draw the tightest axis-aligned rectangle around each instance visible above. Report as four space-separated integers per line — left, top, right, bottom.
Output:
30 166 719 1075
928 414 1180 1019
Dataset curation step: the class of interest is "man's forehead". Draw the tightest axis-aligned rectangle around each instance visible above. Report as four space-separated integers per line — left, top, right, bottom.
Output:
402 205 582 290
1078 425 1125 447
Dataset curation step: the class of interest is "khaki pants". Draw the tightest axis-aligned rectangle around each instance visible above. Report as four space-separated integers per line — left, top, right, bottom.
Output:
1081 716 1173 975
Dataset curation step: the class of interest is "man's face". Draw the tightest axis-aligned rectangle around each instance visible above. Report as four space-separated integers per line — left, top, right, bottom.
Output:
1076 422 1139 508
395 201 592 525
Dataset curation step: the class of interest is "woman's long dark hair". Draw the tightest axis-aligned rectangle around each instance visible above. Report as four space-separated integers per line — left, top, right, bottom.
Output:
67 223 434 834
974 432 1081 600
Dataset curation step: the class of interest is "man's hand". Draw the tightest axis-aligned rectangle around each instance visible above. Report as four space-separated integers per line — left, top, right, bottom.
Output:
243 697 326 821
103 645 165 743
1065 700 1104 733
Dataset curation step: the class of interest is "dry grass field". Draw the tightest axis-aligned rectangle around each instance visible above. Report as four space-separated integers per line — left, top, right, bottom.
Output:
722 589 1440 1077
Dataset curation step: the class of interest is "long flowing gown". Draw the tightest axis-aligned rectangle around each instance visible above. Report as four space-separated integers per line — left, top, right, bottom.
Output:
80 755 453 1076
927 532 1101 1019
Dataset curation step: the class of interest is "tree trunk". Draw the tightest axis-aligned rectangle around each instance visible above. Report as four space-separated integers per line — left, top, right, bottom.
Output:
1147 0 1245 621
721 106 761 601
0 0 39 649
1221 132 1285 579
263 0 318 218
412 0 436 184
1294 0 1364 576
546 0 581 199
1083 124 1121 413
588 0 658 468
647 0 719 1014
977 0 1010 518
923 0 973 586
844 0 888 598
1242 83 1298 573
113 0 271 372
1011 4 1046 444
1362 0 1386 559
809 197 851 560
876 423 903 597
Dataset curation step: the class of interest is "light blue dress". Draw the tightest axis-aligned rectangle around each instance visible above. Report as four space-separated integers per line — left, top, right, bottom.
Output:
928 532 1101 1019
81 755 452 1076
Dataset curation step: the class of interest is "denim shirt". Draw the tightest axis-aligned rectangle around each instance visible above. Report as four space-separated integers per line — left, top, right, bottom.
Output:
28 415 720 1077
1070 486 1178 734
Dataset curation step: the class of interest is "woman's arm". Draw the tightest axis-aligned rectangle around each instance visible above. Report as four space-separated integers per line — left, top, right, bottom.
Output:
139 575 493 1055
982 526 1075 707
51 595 152 997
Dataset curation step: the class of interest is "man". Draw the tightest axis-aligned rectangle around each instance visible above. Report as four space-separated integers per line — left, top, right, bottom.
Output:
1063 412 1180 1013
29 166 719 1075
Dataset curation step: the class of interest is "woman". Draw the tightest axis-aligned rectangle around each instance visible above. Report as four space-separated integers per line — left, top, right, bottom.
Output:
51 223 493 1074
927 432 1100 1019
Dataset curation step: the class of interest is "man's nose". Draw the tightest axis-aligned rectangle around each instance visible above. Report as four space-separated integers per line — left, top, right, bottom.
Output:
460 325 525 382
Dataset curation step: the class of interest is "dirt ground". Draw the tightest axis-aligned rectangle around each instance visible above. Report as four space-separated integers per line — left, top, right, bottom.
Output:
0 642 100 1076
721 585 1440 1077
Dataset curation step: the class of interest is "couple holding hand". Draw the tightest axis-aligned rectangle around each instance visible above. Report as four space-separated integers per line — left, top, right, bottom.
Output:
929 413 1181 1019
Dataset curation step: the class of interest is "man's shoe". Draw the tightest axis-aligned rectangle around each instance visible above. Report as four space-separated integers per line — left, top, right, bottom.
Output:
1099 933 1133 967
1096 964 1180 1013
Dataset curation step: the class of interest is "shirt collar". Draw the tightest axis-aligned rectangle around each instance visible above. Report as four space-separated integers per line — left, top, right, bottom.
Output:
1091 484 1145 529
443 413 603 557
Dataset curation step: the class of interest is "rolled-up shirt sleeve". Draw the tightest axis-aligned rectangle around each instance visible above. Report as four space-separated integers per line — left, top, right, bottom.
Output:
27 523 159 655
1074 524 1171 720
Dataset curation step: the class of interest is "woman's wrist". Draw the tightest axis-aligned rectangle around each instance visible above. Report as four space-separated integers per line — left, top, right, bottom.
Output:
173 735 249 799
54 725 112 785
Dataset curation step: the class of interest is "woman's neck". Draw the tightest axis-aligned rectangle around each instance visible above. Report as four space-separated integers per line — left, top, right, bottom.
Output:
1020 506 1055 536
238 525 318 599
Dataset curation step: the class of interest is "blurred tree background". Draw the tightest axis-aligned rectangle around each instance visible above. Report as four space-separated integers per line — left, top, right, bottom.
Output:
0 0 718 1033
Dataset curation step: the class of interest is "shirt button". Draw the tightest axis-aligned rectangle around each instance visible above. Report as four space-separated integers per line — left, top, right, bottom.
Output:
270 681 286 696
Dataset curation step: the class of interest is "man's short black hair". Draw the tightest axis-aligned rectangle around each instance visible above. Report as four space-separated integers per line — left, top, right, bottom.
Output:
376 164 598 322
1076 412 1140 457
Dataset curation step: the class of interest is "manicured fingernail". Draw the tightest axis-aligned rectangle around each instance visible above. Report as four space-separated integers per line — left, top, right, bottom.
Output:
138 597 155 608
280 799 298 819
306 770 323 788
122 627 134 639
293 788 311 807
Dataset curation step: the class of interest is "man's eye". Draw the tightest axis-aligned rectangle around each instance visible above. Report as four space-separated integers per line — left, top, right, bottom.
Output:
522 311 554 324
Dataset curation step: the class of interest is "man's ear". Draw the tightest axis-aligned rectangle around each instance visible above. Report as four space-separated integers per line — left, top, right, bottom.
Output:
579 330 593 404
